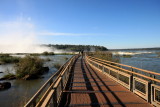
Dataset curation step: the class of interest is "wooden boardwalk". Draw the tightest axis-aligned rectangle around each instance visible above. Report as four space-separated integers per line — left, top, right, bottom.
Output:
59 57 152 107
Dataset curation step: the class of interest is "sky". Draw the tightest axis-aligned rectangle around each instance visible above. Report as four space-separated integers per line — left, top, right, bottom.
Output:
0 0 160 49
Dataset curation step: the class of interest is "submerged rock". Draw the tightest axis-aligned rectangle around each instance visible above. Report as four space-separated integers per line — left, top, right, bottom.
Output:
0 82 11 90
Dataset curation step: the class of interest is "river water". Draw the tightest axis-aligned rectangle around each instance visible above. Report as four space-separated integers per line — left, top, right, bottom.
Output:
112 50 160 73
0 55 72 107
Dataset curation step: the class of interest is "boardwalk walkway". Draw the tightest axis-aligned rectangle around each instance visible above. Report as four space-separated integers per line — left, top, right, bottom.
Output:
59 57 152 107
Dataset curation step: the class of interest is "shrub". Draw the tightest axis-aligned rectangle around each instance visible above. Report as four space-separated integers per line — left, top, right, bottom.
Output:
15 55 43 79
42 51 54 56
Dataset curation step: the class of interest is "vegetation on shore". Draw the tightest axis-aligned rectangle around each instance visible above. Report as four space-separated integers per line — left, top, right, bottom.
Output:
0 54 20 64
30 51 55 56
88 51 120 63
15 55 47 80
44 44 108 52
1 54 70 80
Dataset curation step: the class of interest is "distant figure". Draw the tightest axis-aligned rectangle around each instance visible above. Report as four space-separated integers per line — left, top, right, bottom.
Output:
81 50 84 58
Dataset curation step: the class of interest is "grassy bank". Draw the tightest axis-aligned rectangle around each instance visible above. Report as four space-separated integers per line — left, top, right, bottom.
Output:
88 51 120 63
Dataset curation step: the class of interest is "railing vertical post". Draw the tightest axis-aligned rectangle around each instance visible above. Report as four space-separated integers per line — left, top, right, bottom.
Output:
102 66 105 73
33 101 36 107
117 71 119 80
130 68 134 91
61 76 64 90
151 74 156 84
148 81 151 103
50 79 53 86
108 69 111 75
53 89 57 107
98 64 99 69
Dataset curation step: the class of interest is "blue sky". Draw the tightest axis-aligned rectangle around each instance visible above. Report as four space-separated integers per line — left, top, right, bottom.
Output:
0 0 160 49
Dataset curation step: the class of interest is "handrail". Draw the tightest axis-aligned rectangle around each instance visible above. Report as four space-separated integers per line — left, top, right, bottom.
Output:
86 56 160 83
24 55 79 107
87 55 160 76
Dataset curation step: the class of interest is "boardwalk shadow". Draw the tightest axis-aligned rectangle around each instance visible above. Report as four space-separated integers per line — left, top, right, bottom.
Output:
81 58 100 107
84 61 114 107
86 60 126 107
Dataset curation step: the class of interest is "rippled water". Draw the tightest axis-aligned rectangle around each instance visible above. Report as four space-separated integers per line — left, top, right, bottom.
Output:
0 55 72 107
118 50 160 73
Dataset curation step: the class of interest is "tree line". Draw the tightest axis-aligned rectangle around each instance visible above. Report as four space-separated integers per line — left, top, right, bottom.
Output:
43 44 108 52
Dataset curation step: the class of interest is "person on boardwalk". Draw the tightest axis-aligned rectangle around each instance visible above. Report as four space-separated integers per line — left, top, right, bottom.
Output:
81 50 84 58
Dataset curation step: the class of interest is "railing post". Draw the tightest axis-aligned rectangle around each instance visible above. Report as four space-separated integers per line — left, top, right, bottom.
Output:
98 64 99 69
50 78 53 86
33 101 36 107
102 66 105 73
117 71 119 80
53 89 57 107
130 68 134 91
108 69 111 75
61 76 64 90
148 81 151 103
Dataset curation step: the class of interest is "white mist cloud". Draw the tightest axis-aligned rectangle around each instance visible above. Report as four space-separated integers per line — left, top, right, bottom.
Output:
0 17 51 53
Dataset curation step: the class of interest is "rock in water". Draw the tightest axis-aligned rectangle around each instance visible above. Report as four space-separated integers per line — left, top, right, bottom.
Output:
42 67 49 73
0 82 11 90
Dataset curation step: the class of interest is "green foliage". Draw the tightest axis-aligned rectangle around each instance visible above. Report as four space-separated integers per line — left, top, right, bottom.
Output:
0 54 20 64
53 63 61 69
45 44 108 52
15 55 43 79
42 51 55 55
88 51 120 63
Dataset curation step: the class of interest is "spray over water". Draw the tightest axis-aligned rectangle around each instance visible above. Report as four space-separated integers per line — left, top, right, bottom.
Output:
0 18 51 53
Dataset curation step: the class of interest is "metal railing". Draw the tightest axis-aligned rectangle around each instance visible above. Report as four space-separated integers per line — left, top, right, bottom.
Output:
24 55 79 107
85 55 160 107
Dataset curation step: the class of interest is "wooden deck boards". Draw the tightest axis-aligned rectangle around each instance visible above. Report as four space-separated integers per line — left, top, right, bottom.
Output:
59 57 152 107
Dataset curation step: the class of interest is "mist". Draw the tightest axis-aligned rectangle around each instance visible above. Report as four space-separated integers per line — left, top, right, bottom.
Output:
0 17 52 53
